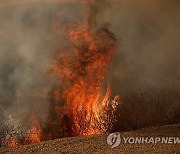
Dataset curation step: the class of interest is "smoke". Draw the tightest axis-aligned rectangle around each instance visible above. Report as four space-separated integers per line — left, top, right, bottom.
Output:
0 2 83 128
95 0 180 92
0 0 180 135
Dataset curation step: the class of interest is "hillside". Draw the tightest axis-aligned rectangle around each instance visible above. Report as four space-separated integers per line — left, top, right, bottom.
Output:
0 124 179 154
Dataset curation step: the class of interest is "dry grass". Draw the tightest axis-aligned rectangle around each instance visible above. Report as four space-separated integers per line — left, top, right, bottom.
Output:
1 86 180 147
113 87 180 132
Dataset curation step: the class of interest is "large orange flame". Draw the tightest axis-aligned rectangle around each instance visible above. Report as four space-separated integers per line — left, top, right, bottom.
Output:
3 1 119 147
52 23 119 135
50 0 119 136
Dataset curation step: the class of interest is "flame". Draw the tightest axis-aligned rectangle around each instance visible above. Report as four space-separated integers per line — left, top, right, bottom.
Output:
4 113 42 147
24 112 42 144
52 20 119 135
3 1 119 147
6 136 18 147
50 0 119 136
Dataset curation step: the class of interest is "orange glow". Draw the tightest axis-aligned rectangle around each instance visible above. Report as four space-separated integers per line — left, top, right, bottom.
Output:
52 21 119 136
24 113 42 144
50 0 119 136
7 137 18 147
4 1 119 147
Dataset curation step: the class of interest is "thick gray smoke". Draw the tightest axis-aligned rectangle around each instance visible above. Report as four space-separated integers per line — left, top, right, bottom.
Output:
95 0 180 92
0 2 82 128
0 0 179 130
